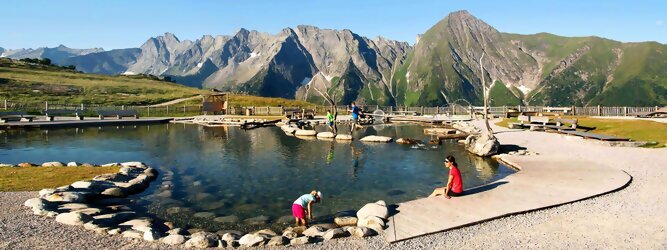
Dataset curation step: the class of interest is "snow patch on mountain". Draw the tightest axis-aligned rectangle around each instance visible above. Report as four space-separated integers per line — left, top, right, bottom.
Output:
517 85 532 94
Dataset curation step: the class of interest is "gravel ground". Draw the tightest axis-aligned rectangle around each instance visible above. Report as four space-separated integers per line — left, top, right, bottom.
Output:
0 191 181 250
2 121 666 249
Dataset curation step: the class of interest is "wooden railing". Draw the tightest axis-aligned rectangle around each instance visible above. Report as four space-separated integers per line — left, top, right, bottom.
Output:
2 100 662 117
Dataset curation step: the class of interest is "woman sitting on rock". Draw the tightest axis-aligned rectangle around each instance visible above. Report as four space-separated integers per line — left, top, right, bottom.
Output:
429 155 464 199
292 190 321 227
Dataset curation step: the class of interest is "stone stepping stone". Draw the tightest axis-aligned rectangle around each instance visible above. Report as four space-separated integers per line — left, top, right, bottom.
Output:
294 130 317 136
360 135 393 142
316 132 335 138
335 134 353 140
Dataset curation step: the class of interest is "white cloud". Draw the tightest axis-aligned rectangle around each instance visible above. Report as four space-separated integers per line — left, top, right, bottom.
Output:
657 20 664 26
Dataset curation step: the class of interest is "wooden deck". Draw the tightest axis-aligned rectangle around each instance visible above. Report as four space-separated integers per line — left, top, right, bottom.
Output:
384 155 631 243
557 130 630 141
0 117 172 129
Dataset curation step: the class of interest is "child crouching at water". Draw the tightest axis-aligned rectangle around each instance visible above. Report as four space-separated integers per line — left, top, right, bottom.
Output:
292 190 321 227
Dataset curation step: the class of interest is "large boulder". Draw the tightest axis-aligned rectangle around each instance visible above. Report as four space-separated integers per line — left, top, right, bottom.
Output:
41 161 64 167
316 132 336 138
282 230 299 240
302 225 327 237
290 236 314 245
238 233 266 247
360 135 393 143
44 192 87 203
357 201 389 220
185 232 219 248
17 162 35 167
121 161 145 168
267 236 289 246
323 228 348 240
38 188 57 197
162 234 186 245
55 212 92 226
23 198 47 209
334 216 358 227
119 218 153 232
357 216 385 232
93 211 137 225
252 229 277 237
348 226 376 237
295 129 318 136
101 187 125 197
465 132 500 157
143 228 162 241
122 230 145 239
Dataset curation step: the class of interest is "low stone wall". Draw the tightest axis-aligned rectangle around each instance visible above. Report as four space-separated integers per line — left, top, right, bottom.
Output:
18 161 390 248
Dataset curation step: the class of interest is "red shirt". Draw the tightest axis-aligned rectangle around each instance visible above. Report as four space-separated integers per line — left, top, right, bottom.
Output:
449 166 463 193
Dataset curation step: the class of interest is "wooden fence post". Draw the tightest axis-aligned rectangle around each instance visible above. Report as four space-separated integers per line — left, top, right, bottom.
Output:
45 101 49 111
597 105 601 116
624 107 628 116
3 99 6 110
147 106 150 117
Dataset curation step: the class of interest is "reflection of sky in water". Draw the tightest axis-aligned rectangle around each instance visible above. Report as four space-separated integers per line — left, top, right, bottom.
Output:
0 124 514 232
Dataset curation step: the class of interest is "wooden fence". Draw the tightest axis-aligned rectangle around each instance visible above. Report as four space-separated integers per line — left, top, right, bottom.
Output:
1 100 662 118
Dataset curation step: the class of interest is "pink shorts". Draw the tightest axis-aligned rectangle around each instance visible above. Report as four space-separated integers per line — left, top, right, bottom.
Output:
292 204 306 219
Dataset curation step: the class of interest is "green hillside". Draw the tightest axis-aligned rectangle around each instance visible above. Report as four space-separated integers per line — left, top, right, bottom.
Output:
0 58 204 105
390 11 667 107
0 58 317 107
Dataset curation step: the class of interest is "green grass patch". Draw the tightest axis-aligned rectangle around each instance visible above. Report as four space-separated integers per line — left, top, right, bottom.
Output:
0 166 120 191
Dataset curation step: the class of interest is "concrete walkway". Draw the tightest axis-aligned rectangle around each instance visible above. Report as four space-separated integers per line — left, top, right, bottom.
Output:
385 120 638 243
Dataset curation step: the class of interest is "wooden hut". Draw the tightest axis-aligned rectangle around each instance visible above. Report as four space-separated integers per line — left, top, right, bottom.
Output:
202 93 229 115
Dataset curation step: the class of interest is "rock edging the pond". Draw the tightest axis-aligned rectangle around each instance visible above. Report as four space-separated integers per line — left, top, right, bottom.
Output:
20 160 390 248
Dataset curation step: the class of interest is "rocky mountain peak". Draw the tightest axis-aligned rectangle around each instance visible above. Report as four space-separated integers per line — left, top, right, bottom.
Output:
162 32 180 43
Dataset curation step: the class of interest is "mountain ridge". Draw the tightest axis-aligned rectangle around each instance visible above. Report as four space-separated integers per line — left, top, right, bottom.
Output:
3 11 666 106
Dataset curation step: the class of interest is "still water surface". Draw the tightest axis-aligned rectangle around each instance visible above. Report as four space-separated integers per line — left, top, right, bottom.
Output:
0 124 514 231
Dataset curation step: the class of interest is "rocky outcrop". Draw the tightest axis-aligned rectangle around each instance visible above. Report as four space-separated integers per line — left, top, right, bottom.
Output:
465 132 500 157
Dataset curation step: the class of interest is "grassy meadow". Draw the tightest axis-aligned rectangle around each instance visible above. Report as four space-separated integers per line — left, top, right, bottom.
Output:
0 166 120 191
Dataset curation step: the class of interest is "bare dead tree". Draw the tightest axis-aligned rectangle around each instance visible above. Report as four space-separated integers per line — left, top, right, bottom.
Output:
479 52 493 135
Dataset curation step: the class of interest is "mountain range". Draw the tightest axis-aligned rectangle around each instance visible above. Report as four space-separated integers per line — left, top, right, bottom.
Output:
2 10 665 106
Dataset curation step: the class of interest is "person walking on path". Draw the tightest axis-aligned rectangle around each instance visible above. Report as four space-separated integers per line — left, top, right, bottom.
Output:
350 102 363 129
429 155 464 199
292 190 322 227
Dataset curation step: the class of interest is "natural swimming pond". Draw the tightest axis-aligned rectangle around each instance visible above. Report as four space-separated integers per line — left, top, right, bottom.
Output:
0 123 514 232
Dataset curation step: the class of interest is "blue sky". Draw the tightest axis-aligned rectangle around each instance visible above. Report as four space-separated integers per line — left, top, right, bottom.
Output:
1 0 665 50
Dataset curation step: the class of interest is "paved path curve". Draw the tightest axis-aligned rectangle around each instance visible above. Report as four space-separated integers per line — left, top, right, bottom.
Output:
385 124 633 243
